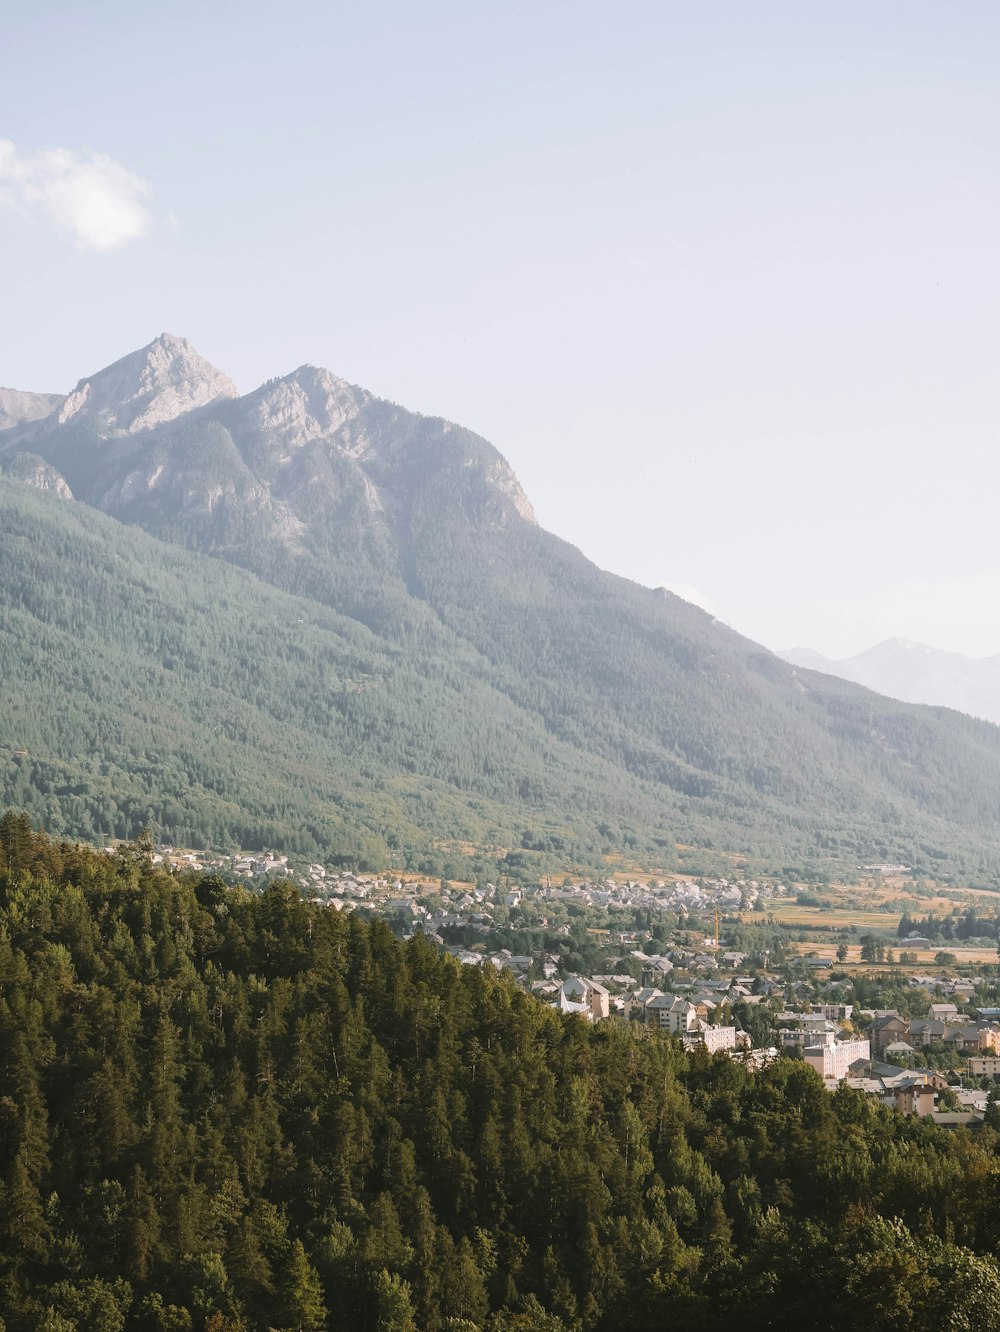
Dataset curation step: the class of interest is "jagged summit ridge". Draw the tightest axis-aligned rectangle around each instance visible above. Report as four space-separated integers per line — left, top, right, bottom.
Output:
5 334 539 539
56 333 239 436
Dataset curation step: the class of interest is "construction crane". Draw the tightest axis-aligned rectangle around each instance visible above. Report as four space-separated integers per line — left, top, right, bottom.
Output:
713 908 720 946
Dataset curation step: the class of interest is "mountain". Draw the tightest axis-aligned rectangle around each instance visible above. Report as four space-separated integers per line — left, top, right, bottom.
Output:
780 646 837 673
4 335 1000 882
0 385 64 431
780 639 1000 727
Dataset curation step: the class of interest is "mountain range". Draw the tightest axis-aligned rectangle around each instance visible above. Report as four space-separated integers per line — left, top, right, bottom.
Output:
2 334 1000 883
780 640 1000 728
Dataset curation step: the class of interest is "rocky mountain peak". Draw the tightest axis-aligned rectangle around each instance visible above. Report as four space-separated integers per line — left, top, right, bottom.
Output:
8 336 540 536
56 333 239 436
239 365 373 458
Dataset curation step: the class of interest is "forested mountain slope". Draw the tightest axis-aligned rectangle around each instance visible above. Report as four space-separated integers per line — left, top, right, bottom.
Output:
0 478 659 871
3 336 1000 880
4 820 1000 1332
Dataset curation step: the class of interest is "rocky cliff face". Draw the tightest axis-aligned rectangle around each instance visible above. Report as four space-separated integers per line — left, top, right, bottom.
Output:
1 451 73 498
232 366 375 462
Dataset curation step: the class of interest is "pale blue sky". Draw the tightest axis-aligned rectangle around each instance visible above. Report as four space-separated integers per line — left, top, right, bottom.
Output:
4 2 1000 657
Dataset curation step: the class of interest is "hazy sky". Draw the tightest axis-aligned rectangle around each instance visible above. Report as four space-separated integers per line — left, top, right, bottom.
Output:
3 1 1000 659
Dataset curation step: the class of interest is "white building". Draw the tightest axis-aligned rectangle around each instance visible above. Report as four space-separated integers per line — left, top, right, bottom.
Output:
683 1023 738 1054
804 1038 871 1082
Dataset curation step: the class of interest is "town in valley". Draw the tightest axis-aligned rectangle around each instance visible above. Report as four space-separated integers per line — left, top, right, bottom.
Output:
146 840 1000 1127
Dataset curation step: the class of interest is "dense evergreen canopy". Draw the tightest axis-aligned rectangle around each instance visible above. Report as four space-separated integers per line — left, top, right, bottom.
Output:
4 817 1000 1330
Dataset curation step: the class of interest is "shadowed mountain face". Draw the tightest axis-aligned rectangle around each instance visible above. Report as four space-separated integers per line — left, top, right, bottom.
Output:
3 335 1000 880
0 387 65 431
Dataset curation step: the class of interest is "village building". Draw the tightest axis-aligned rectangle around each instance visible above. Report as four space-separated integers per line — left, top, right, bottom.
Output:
804 1037 871 1082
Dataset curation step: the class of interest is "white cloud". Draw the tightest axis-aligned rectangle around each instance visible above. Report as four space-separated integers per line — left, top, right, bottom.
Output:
0 137 152 251
661 582 717 616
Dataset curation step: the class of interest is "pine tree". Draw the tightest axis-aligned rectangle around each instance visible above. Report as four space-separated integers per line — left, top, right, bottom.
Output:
278 1239 327 1331
372 1268 416 1332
